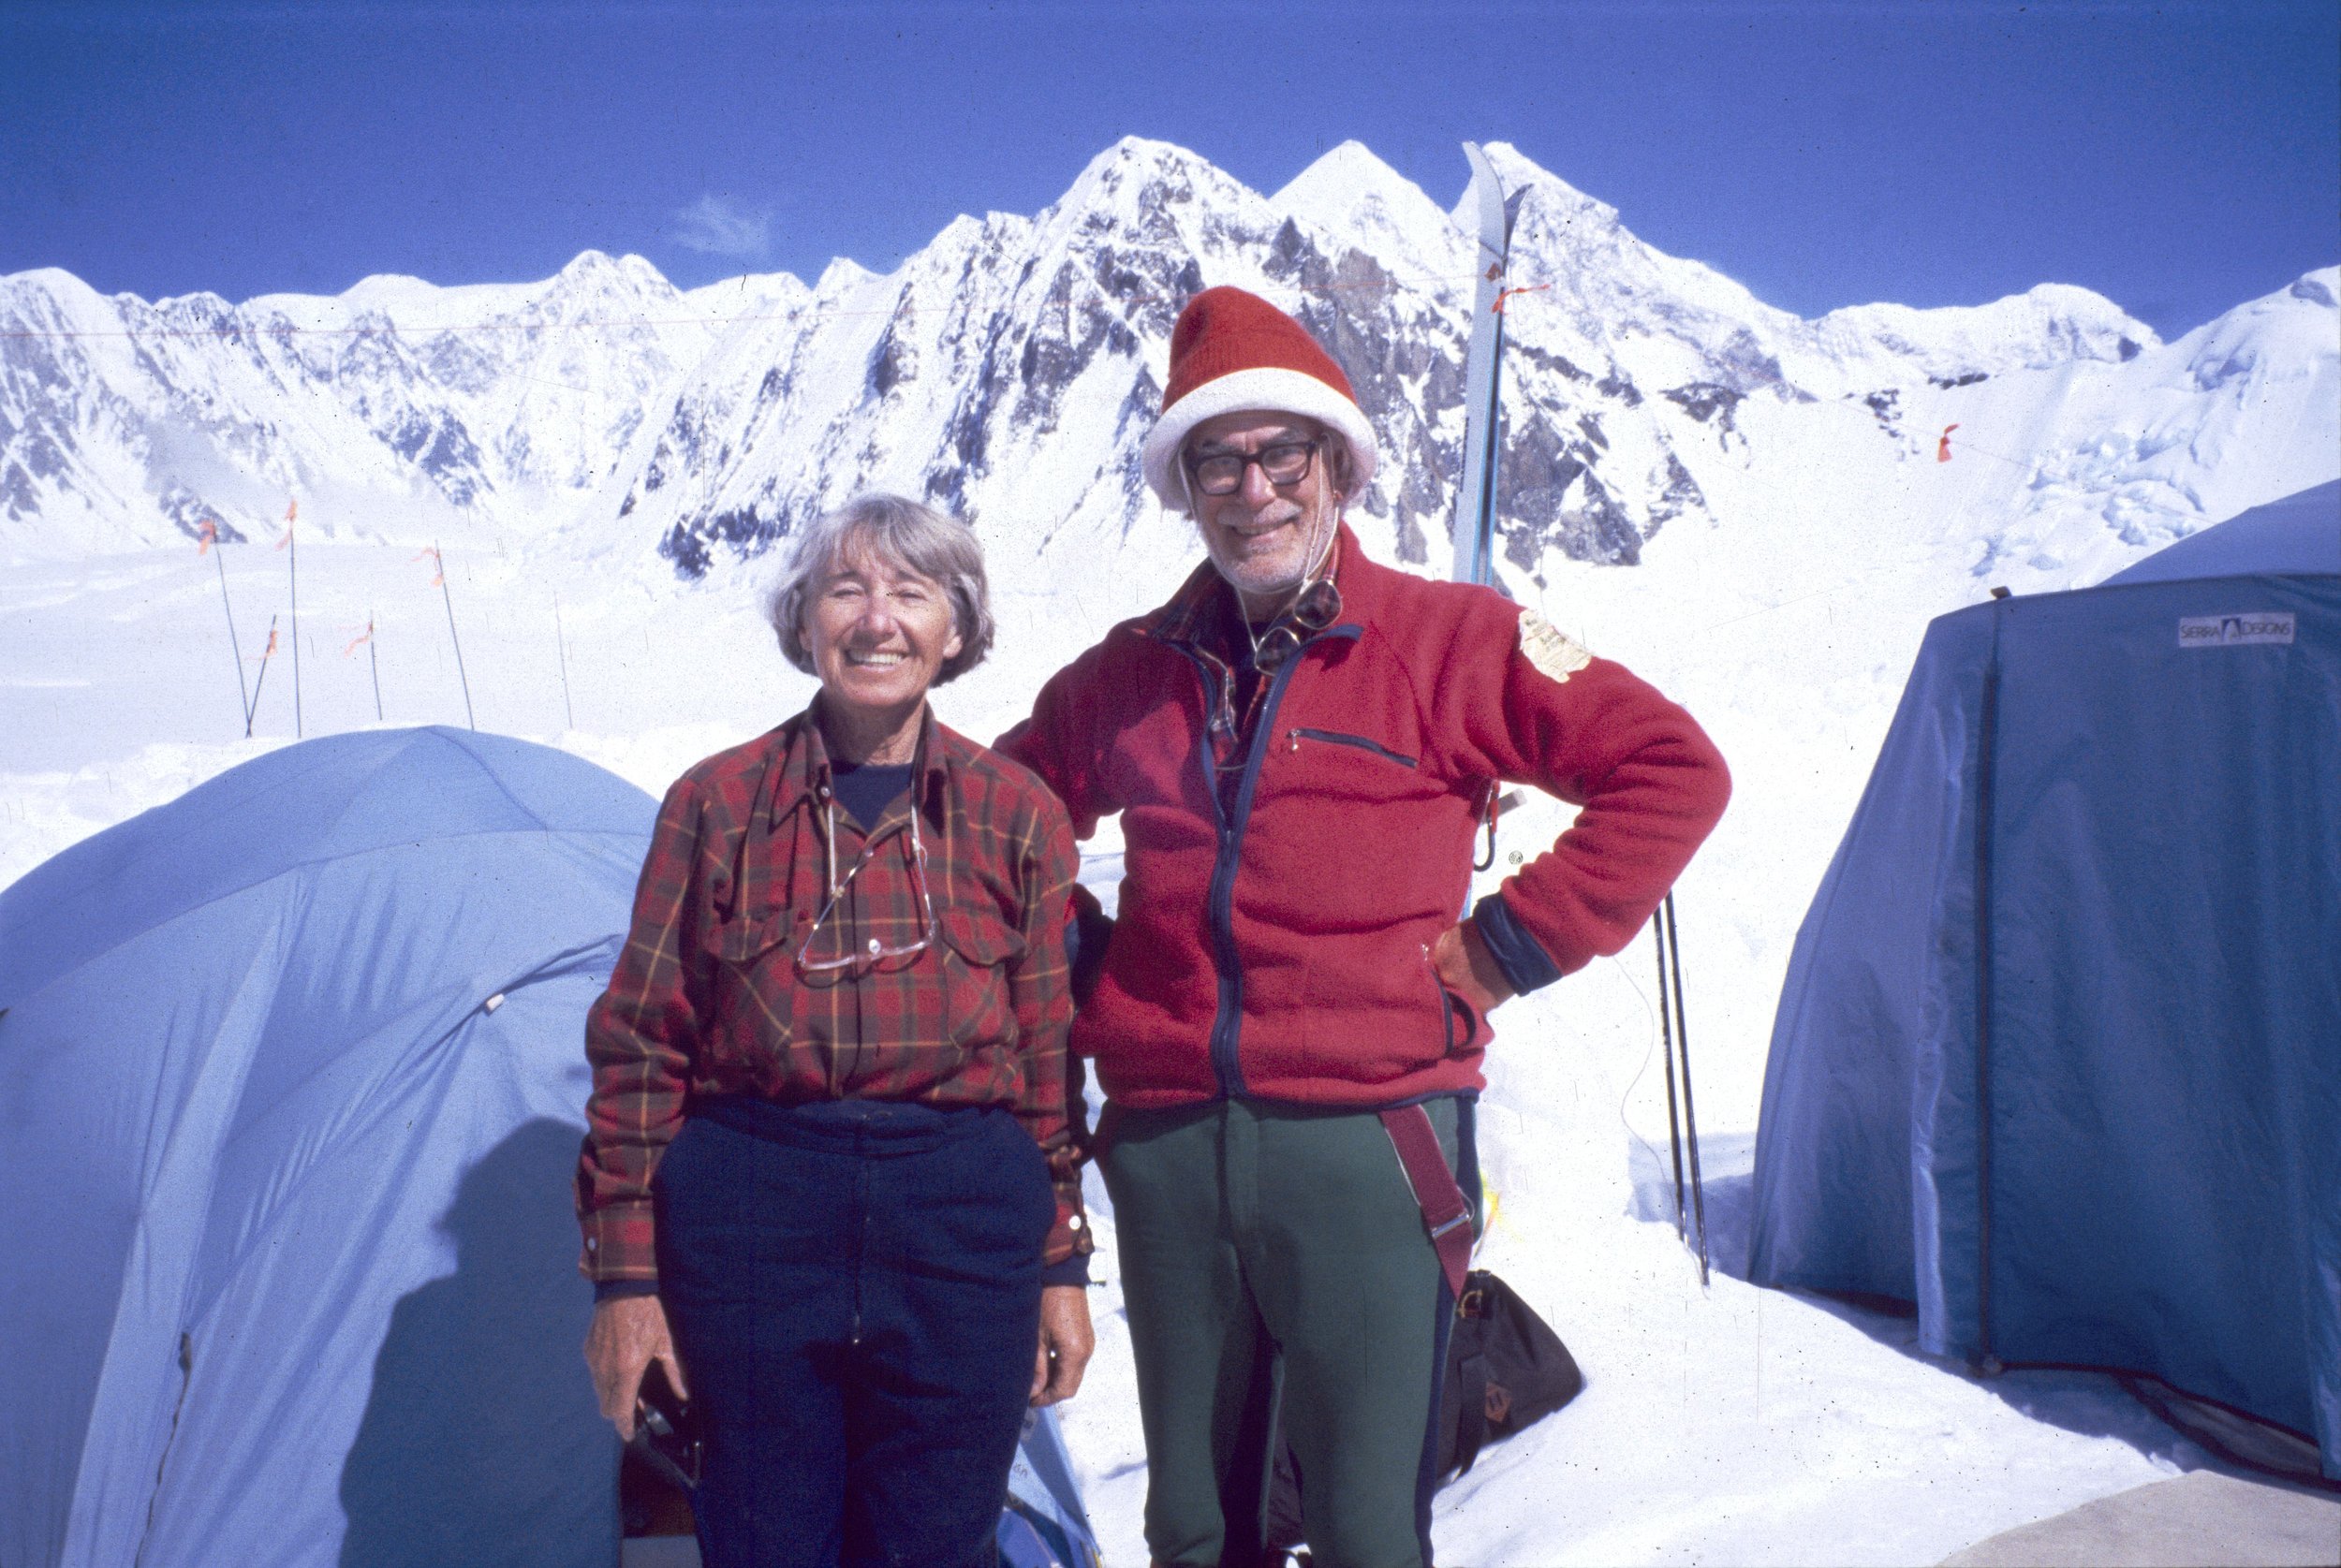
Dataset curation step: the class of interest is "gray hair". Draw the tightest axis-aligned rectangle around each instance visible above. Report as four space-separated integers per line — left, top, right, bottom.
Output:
764 493 994 684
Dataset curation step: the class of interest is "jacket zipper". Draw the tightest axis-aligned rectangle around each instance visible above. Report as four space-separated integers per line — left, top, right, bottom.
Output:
1170 643 1249 1098
1172 624 1363 1098
1287 727 1419 769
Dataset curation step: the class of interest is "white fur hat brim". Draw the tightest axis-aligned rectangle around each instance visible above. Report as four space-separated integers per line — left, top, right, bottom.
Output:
1140 366 1378 510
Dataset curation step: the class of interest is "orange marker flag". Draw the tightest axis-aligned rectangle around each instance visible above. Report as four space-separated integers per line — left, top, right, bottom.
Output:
1937 424 1960 463
413 547 444 587
196 519 218 555
343 620 375 657
1494 283 1551 315
285 498 298 522
258 626 280 663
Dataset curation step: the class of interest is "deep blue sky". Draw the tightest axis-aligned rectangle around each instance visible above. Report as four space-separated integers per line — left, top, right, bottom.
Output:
4 1 2334 340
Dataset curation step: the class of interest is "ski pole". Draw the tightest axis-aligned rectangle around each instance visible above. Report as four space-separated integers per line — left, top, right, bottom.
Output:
1664 892 1710 1285
1656 916 1688 1242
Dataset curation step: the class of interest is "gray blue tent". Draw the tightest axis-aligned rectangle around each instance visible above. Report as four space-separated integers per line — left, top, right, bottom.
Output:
0 728 653 1567
0 725 1106 1565
1746 482 2341 1480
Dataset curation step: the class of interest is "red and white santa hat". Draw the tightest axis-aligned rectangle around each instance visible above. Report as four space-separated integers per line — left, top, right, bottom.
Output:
1140 286 1378 510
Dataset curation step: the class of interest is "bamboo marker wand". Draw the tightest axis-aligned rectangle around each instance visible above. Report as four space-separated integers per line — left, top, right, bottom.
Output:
288 522 302 738
552 593 576 731
366 610 384 721
200 521 250 732
246 613 280 739
434 542 477 730
281 500 303 739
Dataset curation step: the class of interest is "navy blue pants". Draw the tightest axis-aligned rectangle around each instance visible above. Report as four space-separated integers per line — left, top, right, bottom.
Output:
655 1097 1054 1568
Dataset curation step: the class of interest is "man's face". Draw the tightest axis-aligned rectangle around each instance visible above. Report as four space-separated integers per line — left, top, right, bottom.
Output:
1185 411 1337 607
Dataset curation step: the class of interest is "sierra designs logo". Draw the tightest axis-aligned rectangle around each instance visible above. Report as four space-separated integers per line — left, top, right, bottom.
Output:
2177 612 2296 648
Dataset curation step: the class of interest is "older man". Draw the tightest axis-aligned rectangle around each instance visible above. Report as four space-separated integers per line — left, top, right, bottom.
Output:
999 287 1730 1568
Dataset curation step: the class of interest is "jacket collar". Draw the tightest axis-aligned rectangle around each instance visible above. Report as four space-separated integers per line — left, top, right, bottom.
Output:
1150 558 1236 651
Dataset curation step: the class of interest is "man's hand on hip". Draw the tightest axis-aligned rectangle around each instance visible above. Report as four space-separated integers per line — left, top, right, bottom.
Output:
1431 919 1515 1021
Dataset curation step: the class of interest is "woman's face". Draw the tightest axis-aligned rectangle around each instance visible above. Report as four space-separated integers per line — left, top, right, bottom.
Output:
803 544 963 718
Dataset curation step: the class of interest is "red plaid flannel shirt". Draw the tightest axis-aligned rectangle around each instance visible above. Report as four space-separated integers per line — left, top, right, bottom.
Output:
576 705 1089 1283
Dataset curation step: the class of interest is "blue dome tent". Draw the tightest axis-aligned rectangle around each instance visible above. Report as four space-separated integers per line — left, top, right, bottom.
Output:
1745 482 2341 1481
0 725 1103 1566
0 729 655 1567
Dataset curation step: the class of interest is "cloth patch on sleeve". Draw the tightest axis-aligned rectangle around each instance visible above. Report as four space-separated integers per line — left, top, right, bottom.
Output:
1516 610 1593 684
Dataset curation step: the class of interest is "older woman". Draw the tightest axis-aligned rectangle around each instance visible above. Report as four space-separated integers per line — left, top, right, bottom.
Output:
577 493 1095 1568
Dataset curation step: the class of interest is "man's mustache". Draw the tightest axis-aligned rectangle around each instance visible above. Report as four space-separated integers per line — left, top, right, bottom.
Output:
1224 501 1305 533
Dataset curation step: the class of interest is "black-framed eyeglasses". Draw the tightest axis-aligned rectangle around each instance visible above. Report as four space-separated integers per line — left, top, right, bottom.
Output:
1187 439 1318 498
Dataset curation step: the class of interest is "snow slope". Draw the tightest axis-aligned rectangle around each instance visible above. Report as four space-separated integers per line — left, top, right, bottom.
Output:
3 138 2334 1564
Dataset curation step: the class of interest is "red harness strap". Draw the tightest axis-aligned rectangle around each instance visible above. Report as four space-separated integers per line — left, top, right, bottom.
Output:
1379 1105 1474 1301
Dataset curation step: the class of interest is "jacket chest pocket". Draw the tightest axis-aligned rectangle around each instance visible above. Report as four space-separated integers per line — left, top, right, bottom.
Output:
936 906 1023 1048
1277 725 1427 808
1286 726 1419 769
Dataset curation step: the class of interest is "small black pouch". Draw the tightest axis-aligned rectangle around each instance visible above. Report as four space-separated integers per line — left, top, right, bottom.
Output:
1439 1269 1585 1477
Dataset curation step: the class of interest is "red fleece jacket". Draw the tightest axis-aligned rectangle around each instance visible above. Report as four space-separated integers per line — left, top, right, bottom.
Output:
997 527 1730 1109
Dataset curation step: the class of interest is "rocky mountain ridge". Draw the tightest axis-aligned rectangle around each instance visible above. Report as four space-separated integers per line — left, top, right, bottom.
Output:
3 138 2329 595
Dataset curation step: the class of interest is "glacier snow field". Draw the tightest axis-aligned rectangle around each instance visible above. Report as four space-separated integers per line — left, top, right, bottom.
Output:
0 507 2256 1567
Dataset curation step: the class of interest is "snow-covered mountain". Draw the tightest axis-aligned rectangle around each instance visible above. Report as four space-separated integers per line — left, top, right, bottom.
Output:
7 137 2332 593
0 251 796 554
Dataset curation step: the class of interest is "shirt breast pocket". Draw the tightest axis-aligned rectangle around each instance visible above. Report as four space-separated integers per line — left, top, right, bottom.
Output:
710 908 791 965
937 906 1023 1048
706 908 798 1048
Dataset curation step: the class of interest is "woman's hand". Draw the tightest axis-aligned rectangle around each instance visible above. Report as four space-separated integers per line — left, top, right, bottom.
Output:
1030 1283 1095 1407
583 1294 688 1441
1430 919 1514 1021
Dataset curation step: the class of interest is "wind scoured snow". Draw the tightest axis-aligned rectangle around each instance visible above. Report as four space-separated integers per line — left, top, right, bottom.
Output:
3 139 2334 1565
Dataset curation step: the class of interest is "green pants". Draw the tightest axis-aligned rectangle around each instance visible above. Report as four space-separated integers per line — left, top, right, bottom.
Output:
1098 1097 1470 1568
